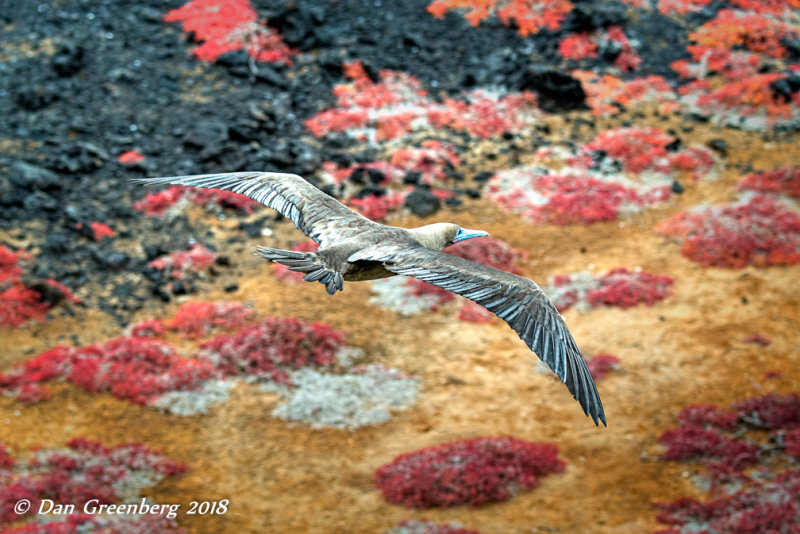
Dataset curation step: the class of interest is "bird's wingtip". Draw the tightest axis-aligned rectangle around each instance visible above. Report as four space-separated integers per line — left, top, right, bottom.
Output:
587 391 607 427
129 176 168 186
594 409 608 427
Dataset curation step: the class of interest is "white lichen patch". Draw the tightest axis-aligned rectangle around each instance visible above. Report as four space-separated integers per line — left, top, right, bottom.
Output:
149 379 232 416
369 277 443 315
272 365 420 429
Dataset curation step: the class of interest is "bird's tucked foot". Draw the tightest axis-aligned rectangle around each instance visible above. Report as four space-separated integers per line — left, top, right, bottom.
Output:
255 246 344 295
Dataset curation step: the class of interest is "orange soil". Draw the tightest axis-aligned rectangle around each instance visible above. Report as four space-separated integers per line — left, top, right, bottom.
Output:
1 112 799 533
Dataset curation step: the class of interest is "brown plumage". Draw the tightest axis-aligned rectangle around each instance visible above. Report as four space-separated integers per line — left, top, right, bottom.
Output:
133 171 606 426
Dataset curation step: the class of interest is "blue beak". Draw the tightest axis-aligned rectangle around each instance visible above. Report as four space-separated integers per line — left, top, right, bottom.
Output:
454 227 490 243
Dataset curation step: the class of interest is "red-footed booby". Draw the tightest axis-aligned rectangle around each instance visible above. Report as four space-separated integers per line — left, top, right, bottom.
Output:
133 172 606 426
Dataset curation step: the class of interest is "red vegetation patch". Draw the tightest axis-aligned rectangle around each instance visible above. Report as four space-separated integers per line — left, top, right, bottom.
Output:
733 393 800 430
693 73 799 126
549 268 674 312
134 185 258 216
198 316 345 386
129 318 167 338
654 471 800 534
586 354 620 381
430 90 540 139
447 237 526 274
1 313 353 411
426 0 573 37
677 404 738 431
730 0 800 14
489 127 716 225
657 0 713 15
117 149 146 165
643 4 800 130
0 287 50 329
672 8 800 130
133 185 186 216
0 338 216 406
75 221 115 241
164 0 296 64
0 247 82 328
559 26 642 71
0 438 186 531
348 191 407 221
605 26 642 71
315 140 462 221
389 142 462 185
3 515 185 534
42 279 81 305
565 5 800 129
457 300 495 323
660 0 800 16
573 71 679 117
492 170 669 225
616 0 650 7
305 60 539 145
738 167 800 200
374 436 565 508
654 194 800 268
559 33 597 60
305 60 427 142
17 383 52 404
88 221 115 240
0 245 29 283
320 160 401 187
585 269 675 309
659 425 759 470
654 394 800 532
743 333 772 346
147 243 219 279
786 428 800 459
163 301 253 338
581 127 674 174
690 9 800 59
672 45 762 81
0 444 14 470
189 188 259 213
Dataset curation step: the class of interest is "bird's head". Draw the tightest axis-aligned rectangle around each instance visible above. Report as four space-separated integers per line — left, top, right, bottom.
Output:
410 223 489 251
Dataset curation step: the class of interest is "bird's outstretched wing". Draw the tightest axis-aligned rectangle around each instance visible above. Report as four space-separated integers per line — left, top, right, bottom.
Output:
350 244 606 426
132 172 377 246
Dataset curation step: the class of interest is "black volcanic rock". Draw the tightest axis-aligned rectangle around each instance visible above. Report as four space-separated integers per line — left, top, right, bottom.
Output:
562 3 627 33
0 0 752 323
185 118 229 151
771 74 800 102
405 189 440 218
52 42 85 77
16 85 60 111
516 69 588 113
707 138 727 156
10 162 61 191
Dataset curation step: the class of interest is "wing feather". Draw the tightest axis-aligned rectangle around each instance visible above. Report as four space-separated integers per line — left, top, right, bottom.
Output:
352 244 606 426
131 172 377 246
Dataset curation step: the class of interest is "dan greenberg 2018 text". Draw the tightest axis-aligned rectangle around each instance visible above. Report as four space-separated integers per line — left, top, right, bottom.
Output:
36 497 230 519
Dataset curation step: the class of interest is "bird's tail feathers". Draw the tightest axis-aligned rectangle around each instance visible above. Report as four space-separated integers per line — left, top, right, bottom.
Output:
254 246 344 295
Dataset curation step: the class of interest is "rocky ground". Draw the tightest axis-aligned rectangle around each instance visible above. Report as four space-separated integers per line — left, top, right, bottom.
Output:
1 0 799 533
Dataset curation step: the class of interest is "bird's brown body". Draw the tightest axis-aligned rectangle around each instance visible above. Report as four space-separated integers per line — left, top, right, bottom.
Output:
313 223 459 282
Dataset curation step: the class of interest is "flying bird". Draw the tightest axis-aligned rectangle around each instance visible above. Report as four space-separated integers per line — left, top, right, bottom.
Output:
133 172 606 426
